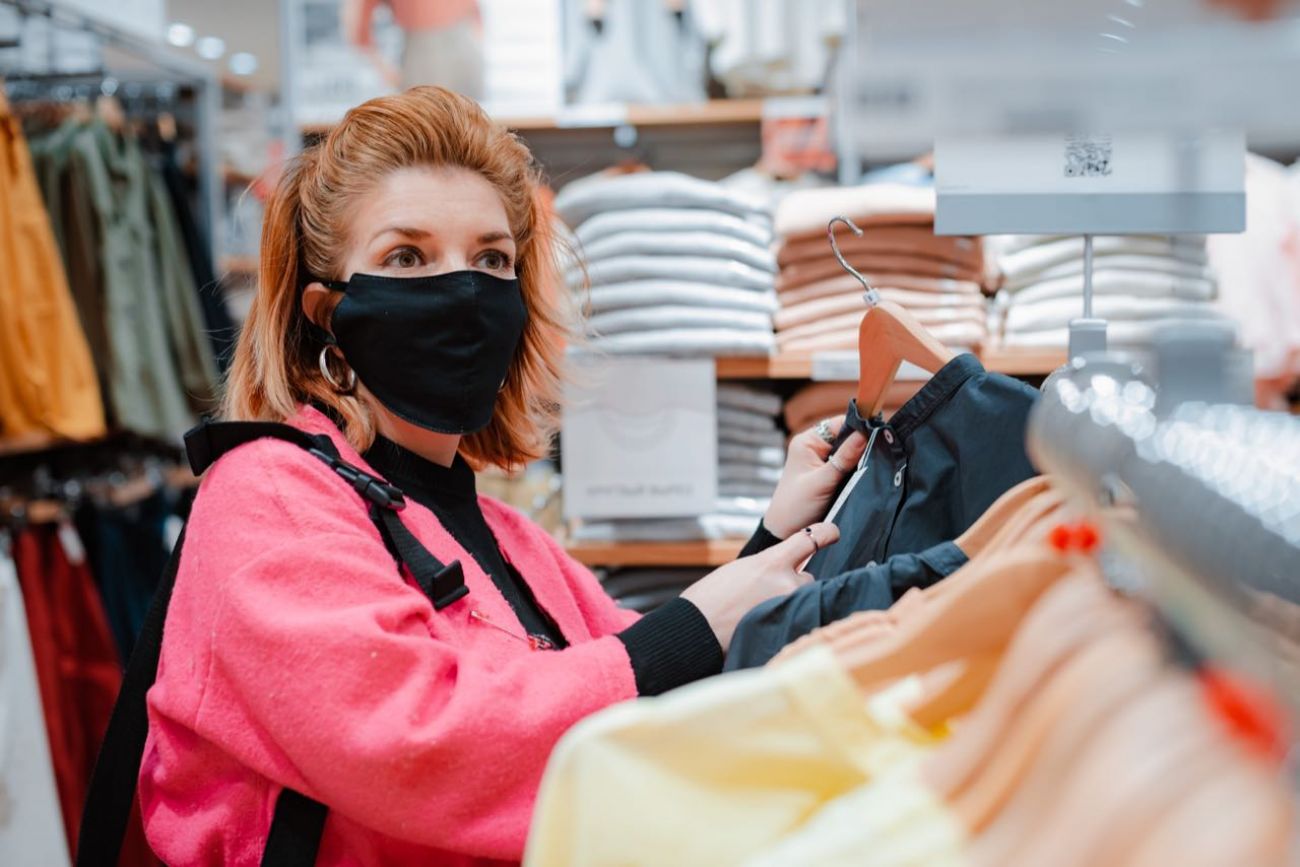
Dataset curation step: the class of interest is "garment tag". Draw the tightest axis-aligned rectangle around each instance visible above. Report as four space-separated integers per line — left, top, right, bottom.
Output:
823 427 880 525
57 521 86 566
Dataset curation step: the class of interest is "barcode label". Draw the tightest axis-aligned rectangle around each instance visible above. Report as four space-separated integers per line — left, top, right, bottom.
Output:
1064 134 1113 177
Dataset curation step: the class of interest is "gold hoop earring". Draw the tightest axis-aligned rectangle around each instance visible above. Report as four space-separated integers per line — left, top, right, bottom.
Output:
319 346 357 394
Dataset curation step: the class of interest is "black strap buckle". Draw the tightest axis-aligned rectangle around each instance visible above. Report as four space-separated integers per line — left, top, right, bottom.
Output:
310 449 406 511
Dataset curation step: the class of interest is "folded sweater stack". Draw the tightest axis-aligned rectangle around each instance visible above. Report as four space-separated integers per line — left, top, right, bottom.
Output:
772 183 989 354
573 384 783 542
991 234 1231 350
557 171 778 357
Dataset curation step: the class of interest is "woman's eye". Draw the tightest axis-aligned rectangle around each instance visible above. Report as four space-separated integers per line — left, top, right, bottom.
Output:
477 250 514 272
384 247 423 269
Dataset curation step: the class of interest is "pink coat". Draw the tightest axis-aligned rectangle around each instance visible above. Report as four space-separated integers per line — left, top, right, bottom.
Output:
140 406 640 865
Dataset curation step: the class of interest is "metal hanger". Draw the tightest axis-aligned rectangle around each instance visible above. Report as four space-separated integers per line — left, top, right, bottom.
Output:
827 215 881 307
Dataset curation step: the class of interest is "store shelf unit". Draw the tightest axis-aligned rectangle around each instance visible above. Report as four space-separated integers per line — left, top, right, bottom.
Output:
566 539 745 568
715 348 1066 381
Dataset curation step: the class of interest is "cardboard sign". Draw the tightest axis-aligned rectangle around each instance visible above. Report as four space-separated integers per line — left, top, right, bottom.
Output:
562 358 716 519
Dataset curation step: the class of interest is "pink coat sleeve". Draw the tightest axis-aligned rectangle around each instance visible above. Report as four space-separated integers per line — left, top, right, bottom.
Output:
169 440 639 860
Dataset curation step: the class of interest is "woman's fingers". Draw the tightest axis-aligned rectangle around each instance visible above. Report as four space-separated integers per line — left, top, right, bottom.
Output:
764 522 840 570
824 431 868 475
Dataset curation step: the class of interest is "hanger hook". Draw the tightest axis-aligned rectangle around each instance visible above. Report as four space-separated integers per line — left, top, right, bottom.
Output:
827 216 880 307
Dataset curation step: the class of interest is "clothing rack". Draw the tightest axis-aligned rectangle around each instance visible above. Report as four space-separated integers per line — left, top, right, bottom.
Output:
1028 353 1300 729
0 0 223 263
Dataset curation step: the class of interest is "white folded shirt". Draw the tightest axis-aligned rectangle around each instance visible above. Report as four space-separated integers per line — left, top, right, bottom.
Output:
580 231 778 274
719 426 787 450
993 233 1207 259
572 513 764 542
717 442 786 467
572 255 775 293
719 463 783 485
1008 270 1217 307
587 329 777 358
587 306 772 337
1005 296 1225 334
717 406 780 434
556 171 770 228
1002 314 1235 349
584 282 778 315
575 207 773 249
1004 255 1216 292
998 236 1207 283
716 384 783 418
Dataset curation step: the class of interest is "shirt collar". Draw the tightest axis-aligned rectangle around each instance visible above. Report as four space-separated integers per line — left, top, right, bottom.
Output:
845 352 985 442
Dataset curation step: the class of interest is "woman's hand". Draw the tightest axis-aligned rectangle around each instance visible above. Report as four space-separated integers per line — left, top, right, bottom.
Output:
762 419 869 540
681 523 841 651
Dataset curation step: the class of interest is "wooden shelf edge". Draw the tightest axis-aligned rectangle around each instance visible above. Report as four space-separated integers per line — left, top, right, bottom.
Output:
566 539 745 567
716 348 1065 380
980 347 1068 376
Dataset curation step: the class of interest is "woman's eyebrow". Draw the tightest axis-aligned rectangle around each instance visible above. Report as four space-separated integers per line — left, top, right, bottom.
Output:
478 231 515 245
370 226 431 244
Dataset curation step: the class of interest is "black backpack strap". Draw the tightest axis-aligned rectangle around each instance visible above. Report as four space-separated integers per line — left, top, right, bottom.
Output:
79 419 467 867
261 789 329 867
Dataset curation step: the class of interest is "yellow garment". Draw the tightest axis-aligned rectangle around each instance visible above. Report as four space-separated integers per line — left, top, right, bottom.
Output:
524 645 943 867
0 92 105 441
742 762 966 867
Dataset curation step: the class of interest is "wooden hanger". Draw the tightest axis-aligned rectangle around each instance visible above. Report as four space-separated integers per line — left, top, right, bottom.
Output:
827 217 956 418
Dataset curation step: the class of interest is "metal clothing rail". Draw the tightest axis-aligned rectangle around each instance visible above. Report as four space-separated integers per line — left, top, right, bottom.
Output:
1027 354 1300 726
0 0 223 263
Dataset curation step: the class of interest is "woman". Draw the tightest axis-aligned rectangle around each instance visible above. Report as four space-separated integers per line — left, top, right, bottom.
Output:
140 86 865 865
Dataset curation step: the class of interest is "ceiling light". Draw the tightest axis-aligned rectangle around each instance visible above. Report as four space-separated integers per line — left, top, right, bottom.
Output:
195 36 226 60
228 52 258 76
167 23 195 47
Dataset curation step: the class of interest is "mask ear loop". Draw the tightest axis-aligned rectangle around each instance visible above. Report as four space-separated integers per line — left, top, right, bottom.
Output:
312 278 357 394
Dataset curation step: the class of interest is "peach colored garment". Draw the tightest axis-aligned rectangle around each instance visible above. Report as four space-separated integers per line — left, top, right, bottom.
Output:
776 292 986 332
777 308 986 348
777 230 983 271
779 274 983 308
782 321 984 354
775 183 936 238
779 256 984 293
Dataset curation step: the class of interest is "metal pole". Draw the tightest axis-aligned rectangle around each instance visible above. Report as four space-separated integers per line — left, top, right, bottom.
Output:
1082 233 1094 318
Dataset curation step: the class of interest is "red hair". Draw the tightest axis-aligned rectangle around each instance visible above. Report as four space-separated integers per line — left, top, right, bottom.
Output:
221 87 568 470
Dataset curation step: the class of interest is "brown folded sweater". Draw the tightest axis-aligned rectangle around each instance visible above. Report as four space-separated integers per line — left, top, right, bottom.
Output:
777 228 983 271
779 273 984 308
779 256 986 293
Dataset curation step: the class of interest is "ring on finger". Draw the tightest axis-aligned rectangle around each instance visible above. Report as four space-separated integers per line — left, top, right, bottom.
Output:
813 419 836 445
827 453 848 473
804 526 821 553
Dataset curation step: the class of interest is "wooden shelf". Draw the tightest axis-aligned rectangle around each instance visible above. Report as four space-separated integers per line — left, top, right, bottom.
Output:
220 255 259 276
715 348 1067 381
566 539 745 567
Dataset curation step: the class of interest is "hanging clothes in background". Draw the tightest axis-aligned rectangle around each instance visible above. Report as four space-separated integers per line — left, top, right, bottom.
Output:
0 536 72 866
693 0 847 97
558 169 777 357
773 183 991 355
0 91 105 443
1207 153 1300 408
572 384 783 544
155 137 237 372
562 0 708 105
9 521 121 852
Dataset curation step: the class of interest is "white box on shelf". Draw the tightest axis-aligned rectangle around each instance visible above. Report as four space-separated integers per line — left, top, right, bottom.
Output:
562 357 716 520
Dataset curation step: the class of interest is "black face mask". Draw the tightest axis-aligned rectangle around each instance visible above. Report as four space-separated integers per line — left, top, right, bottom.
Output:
318 270 528 435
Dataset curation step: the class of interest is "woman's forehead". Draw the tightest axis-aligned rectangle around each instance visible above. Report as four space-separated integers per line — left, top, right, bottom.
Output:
356 166 513 241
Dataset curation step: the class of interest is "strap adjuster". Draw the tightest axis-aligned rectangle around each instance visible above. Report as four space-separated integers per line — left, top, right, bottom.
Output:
310 449 407 511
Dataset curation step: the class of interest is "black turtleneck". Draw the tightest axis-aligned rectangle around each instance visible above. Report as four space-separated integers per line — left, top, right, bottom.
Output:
363 436 722 694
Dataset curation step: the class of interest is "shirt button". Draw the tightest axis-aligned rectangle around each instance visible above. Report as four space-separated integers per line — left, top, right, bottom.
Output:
884 429 895 445
893 469 904 487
